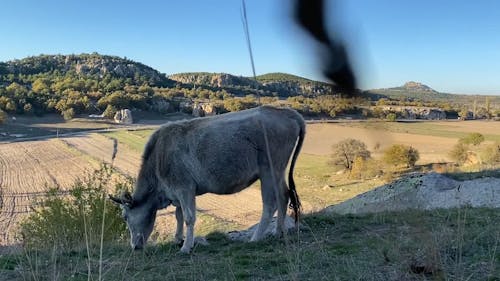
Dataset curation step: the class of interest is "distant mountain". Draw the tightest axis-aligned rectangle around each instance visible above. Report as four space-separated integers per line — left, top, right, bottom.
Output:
395 81 437 93
169 72 333 97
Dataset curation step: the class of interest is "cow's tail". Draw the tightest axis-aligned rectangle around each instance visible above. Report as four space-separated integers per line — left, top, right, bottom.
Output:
288 112 305 223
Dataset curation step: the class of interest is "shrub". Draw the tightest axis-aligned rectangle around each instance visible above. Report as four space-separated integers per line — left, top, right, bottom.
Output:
448 142 469 165
349 157 383 180
459 132 485 146
479 143 500 165
103 104 118 119
62 108 75 120
383 144 420 168
0 109 7 124
20 164 129 249
331 139 371 170
386 113 397 122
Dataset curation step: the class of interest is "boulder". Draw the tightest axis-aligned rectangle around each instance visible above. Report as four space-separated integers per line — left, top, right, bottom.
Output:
326 173 500 215
114 109 133 124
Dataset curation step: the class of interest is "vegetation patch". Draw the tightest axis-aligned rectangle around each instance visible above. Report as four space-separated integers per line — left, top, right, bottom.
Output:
2 208 498 280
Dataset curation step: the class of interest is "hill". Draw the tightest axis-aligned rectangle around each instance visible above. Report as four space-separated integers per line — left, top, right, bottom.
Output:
169 72 334 97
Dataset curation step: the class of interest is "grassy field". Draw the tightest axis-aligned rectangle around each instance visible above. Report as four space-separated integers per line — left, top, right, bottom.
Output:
1 208 498 280
340 120 500 142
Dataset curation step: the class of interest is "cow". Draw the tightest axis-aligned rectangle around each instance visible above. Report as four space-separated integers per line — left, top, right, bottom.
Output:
110 106 305 253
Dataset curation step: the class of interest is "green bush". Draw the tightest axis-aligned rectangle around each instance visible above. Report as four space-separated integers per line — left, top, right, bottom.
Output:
448 142 469 165
386 113 397 122
103 104 118 119
331 139 371 170
0 109 7 124
62 108 75 120
349 157 383 180
479 143 500 165
459 132 485 146
383 144 420 168
20 164 129 249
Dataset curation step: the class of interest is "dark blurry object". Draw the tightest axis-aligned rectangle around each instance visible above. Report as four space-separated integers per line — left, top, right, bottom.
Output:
295 0 357 96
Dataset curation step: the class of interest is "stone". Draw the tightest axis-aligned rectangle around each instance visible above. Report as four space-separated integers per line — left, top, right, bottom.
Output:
114 109 133 124
326 173 500 215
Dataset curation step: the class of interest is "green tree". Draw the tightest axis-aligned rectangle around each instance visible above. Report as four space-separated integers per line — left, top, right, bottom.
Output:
103 104 118 119
458 107 469 120
331 139 371 170
459 132 485 146
0 109 7 124
383 144 420 168
62 108 75 120
386 113 397 122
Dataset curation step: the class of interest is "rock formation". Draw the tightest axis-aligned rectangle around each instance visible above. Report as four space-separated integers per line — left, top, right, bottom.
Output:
326 173 500 215
114 109 133 124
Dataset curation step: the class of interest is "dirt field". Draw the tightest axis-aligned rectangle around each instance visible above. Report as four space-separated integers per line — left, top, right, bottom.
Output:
303 123 457 164
0 139 97 245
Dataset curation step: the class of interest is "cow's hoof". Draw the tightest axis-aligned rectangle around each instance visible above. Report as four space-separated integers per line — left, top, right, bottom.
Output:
179 246 192 254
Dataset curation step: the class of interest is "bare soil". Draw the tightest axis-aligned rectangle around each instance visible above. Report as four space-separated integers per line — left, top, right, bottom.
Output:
0 139 96 245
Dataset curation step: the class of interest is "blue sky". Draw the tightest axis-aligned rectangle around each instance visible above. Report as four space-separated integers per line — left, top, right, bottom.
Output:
1 0 499 95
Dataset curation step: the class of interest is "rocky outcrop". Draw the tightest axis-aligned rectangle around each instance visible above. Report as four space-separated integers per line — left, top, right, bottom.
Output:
380 106 447 120
402 81 437 93
169 73 258 88
261 81 331 97
114 109 133 124
169 72 332 97
326 173 500 215
192 102 216 117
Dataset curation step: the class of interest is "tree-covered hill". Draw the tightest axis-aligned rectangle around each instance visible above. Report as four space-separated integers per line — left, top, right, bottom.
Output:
0 53 178 118
169 72 334 97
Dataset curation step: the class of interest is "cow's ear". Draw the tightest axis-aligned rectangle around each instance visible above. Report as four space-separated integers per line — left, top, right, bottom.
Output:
108 194 123 205
108 191 134 207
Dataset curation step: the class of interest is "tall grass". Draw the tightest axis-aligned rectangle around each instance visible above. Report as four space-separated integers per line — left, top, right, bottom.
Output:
2 207 499 280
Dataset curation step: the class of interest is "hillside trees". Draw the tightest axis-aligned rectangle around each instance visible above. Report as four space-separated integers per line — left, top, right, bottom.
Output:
0 109 7 124
331 139 371 170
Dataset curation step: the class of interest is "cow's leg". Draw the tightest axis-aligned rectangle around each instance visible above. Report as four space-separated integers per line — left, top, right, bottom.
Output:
179 193 196 253
174 206 184 245
250 171 277 242
275 179 290 238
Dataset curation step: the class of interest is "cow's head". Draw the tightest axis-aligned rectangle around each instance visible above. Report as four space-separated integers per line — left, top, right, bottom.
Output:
109 191 157 250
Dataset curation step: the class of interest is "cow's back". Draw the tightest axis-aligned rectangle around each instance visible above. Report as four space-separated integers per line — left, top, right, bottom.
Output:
150 106 303 195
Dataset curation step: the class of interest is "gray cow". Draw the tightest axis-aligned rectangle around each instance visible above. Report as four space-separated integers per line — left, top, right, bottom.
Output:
110 106 305 253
